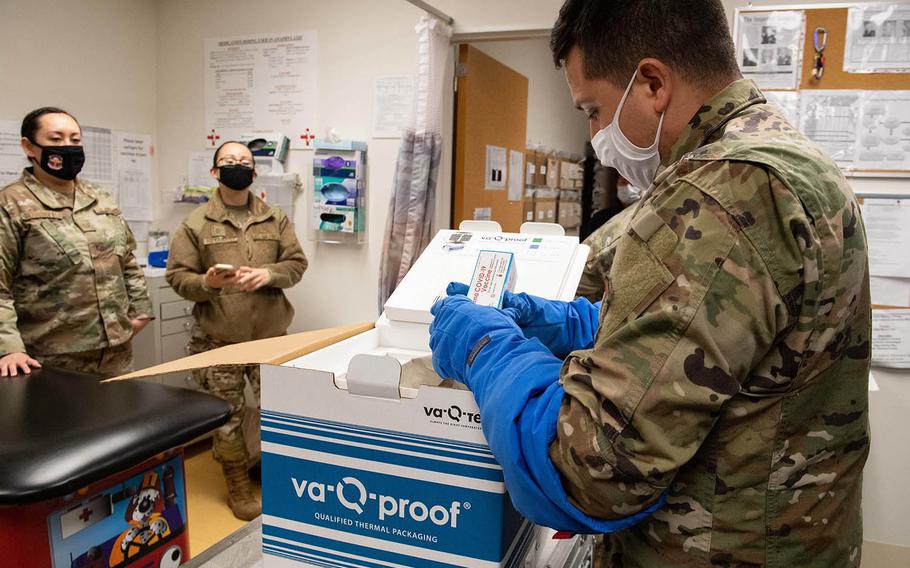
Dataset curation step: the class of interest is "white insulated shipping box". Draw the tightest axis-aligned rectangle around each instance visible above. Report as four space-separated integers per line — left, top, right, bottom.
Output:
259 223 590 567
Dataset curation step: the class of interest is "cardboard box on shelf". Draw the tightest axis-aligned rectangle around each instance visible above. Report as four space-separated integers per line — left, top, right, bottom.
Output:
523 198 536 222
533 152 548 187
545 155 559 189
525 150 538 185
534 196 557 223
557 189 581 229
559 160 584 190
111 224 592 568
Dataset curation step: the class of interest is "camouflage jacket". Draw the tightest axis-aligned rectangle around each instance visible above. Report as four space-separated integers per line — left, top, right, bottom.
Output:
552 80 870 567
576 206 636 302
0 169 152 356
166 190 307 343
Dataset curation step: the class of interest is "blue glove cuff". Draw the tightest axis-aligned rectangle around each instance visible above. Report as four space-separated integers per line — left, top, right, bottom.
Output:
468 333 663 533
519 381 666 533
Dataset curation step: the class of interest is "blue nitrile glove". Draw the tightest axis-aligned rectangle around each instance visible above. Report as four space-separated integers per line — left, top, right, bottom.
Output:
445 282 601 358
429 295 664 533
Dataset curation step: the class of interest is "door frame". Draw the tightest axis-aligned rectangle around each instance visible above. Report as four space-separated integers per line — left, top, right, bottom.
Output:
439 27 552 232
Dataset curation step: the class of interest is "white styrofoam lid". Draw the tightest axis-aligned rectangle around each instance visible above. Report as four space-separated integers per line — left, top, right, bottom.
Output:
384 229 582 324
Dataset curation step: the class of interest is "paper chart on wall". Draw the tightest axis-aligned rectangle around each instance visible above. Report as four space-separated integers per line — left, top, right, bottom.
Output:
861 198 910 278
114 132 153 221
485 145 506 190
798 90 863 168
188 150 217 190
855 90 910 171
735 11 805 90
79 126 114 189
762 91 801 127
508 149 523 202
872 309 910 368
205 31 318 150
871 276 910 307
372 75 415 139
844 3 910 73
0 120 28 187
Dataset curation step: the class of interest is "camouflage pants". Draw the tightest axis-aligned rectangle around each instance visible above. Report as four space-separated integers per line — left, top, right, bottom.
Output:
35 341 134 379
187 327 261 467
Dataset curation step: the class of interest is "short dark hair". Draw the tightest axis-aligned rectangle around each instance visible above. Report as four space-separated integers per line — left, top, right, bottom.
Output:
551 0 739 86
212 140 255 168
21 107 79 142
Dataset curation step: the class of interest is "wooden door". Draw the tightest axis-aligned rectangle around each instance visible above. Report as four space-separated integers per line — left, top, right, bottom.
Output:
453 44 529 233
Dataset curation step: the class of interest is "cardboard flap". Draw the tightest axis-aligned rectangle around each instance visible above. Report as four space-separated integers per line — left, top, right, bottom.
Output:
106 322 374 382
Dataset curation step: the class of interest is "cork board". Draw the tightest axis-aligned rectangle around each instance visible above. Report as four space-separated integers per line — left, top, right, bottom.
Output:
740 5 910 176
798 7 910 90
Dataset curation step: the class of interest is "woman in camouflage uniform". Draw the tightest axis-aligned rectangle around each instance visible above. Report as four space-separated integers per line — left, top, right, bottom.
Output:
0 108 152 379
166 141 308 520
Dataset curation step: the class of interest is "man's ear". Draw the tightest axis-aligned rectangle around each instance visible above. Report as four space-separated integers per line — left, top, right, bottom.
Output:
638 59 672 114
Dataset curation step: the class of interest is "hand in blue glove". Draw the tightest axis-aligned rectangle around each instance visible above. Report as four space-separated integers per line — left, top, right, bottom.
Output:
429 290 663 533
428 294 523 387
446 282 601 358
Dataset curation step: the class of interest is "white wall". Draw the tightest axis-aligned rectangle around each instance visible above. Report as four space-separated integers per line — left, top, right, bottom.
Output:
432 0 562 33
475 39 590 155
155 0 427 332
0 0 159 209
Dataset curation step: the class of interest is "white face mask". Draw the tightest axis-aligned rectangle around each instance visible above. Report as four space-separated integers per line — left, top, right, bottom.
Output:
617 183 642 206
591 71 666 192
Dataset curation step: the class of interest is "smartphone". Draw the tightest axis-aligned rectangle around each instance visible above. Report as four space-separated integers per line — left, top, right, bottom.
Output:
213 263 237 272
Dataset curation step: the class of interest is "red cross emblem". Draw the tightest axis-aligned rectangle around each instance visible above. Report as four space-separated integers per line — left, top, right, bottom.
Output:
206 129 221 147
79 507 93 523
300 128 316 146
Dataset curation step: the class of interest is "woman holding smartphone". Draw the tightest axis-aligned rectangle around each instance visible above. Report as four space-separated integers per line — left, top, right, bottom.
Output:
166 140 307 520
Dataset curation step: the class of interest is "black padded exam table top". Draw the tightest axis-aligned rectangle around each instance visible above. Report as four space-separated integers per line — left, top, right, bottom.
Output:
0 366 231 505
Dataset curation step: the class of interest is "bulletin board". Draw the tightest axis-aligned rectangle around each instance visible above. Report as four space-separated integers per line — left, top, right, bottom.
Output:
734 3 910 177
857 193 910 368
796 7 910 91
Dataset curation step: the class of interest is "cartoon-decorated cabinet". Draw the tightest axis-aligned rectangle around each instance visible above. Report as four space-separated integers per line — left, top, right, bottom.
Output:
0 367 230 567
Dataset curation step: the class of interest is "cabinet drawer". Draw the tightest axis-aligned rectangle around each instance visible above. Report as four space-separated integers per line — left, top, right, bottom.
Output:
161 316 193 337
157 285 183 304
162 331 191 362
160 300 194 321
160 371 199 391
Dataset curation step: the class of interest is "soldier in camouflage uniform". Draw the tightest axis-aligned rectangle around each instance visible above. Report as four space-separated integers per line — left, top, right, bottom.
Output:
167 141 307 520
576 206 635 302
428 2 870 566
0 108 152 379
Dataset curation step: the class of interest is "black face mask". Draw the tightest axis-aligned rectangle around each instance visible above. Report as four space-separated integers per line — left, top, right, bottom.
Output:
218 165 254 190
31 143 85 181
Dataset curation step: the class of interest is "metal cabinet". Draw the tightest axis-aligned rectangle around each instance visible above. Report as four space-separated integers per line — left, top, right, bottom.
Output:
132 273 199 391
